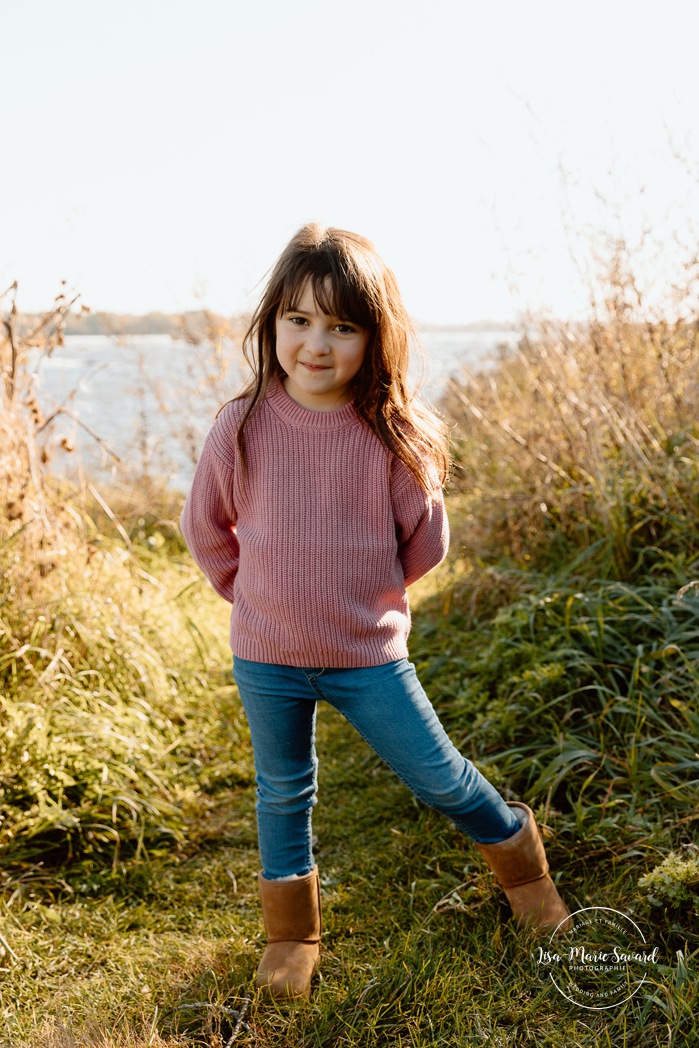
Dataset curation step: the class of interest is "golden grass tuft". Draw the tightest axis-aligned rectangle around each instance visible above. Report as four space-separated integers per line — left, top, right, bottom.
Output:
442 286 699 586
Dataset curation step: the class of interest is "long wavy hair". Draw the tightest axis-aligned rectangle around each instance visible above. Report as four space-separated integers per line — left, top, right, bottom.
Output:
226 223 450 492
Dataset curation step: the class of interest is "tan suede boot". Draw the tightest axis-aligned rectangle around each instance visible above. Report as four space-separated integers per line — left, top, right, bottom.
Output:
474 802 571 933
256 866 321 998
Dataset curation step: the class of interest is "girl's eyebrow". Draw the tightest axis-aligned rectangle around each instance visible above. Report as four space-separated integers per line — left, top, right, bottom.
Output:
283 303 351 322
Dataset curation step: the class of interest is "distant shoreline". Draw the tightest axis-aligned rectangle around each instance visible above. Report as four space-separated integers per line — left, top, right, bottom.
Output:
16 309 519 339
62 311 246 339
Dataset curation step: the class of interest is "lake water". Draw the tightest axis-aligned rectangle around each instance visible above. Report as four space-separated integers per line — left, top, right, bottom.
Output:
30 327 517 491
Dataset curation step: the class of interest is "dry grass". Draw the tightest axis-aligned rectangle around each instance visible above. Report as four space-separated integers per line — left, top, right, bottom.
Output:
16 1021 184 1048
442 254 699 587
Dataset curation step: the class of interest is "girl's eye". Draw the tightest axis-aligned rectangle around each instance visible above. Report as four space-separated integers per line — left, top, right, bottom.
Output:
289 316 308 325
335 323 358 334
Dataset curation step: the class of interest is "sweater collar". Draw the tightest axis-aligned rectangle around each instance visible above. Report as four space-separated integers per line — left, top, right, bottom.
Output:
266 377 359 430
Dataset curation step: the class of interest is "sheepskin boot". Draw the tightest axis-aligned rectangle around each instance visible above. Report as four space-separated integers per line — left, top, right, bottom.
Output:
256 866 322 998
474 802 571 933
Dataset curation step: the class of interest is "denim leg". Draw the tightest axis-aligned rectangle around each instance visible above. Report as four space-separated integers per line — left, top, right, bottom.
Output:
314 659 519 844
232 657 318 879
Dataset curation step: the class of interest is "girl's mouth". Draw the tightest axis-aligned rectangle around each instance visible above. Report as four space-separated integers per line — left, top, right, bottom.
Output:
302 363 330 371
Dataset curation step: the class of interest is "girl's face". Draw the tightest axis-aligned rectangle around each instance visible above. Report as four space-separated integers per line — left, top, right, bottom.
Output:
275 280 370 411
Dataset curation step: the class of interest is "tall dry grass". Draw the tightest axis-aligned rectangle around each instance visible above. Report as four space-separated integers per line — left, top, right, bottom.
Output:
442 246 699 588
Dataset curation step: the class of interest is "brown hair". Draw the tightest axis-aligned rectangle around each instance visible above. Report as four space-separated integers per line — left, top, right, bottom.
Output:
226 223 450 491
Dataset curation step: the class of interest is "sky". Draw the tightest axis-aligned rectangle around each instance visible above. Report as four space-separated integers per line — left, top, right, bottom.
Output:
2 0 698 324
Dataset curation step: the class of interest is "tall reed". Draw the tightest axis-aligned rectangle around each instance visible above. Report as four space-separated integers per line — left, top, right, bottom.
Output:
442 250 699 585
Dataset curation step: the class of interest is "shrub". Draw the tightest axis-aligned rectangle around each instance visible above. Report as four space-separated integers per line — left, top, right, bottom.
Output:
638 846 699 909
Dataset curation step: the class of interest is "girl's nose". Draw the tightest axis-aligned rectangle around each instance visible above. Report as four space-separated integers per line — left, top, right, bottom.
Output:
306 328 330 354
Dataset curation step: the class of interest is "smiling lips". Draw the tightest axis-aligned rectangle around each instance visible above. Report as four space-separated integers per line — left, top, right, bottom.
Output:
302 362 330 371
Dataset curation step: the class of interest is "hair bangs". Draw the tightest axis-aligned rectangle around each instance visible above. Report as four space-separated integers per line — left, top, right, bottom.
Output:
278 252 377 332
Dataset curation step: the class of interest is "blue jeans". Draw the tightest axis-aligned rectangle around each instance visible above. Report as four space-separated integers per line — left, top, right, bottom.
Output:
232 656 519 879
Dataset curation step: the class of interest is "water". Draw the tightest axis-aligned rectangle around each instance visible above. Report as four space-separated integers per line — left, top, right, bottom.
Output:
29 327 517 491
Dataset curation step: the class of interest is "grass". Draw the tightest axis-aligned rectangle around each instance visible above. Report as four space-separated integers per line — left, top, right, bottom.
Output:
412 576 699 820
1 273 698 1045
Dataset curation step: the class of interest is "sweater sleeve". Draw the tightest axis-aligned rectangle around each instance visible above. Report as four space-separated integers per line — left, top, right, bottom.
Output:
391 459 450 587
180 418 239 604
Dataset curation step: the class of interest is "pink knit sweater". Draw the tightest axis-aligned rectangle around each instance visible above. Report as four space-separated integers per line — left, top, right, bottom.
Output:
180 379 449 667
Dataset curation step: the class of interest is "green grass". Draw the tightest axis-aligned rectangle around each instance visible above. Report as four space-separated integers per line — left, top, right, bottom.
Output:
412 574 699 820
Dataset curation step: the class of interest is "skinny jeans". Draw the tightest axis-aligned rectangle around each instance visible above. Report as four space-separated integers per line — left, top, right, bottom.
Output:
232 656 519 880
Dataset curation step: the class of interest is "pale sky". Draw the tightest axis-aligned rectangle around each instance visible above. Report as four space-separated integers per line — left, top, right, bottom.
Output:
2 0 698 324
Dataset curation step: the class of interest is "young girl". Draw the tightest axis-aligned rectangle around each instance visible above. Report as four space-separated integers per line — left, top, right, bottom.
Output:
180 224 569 999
